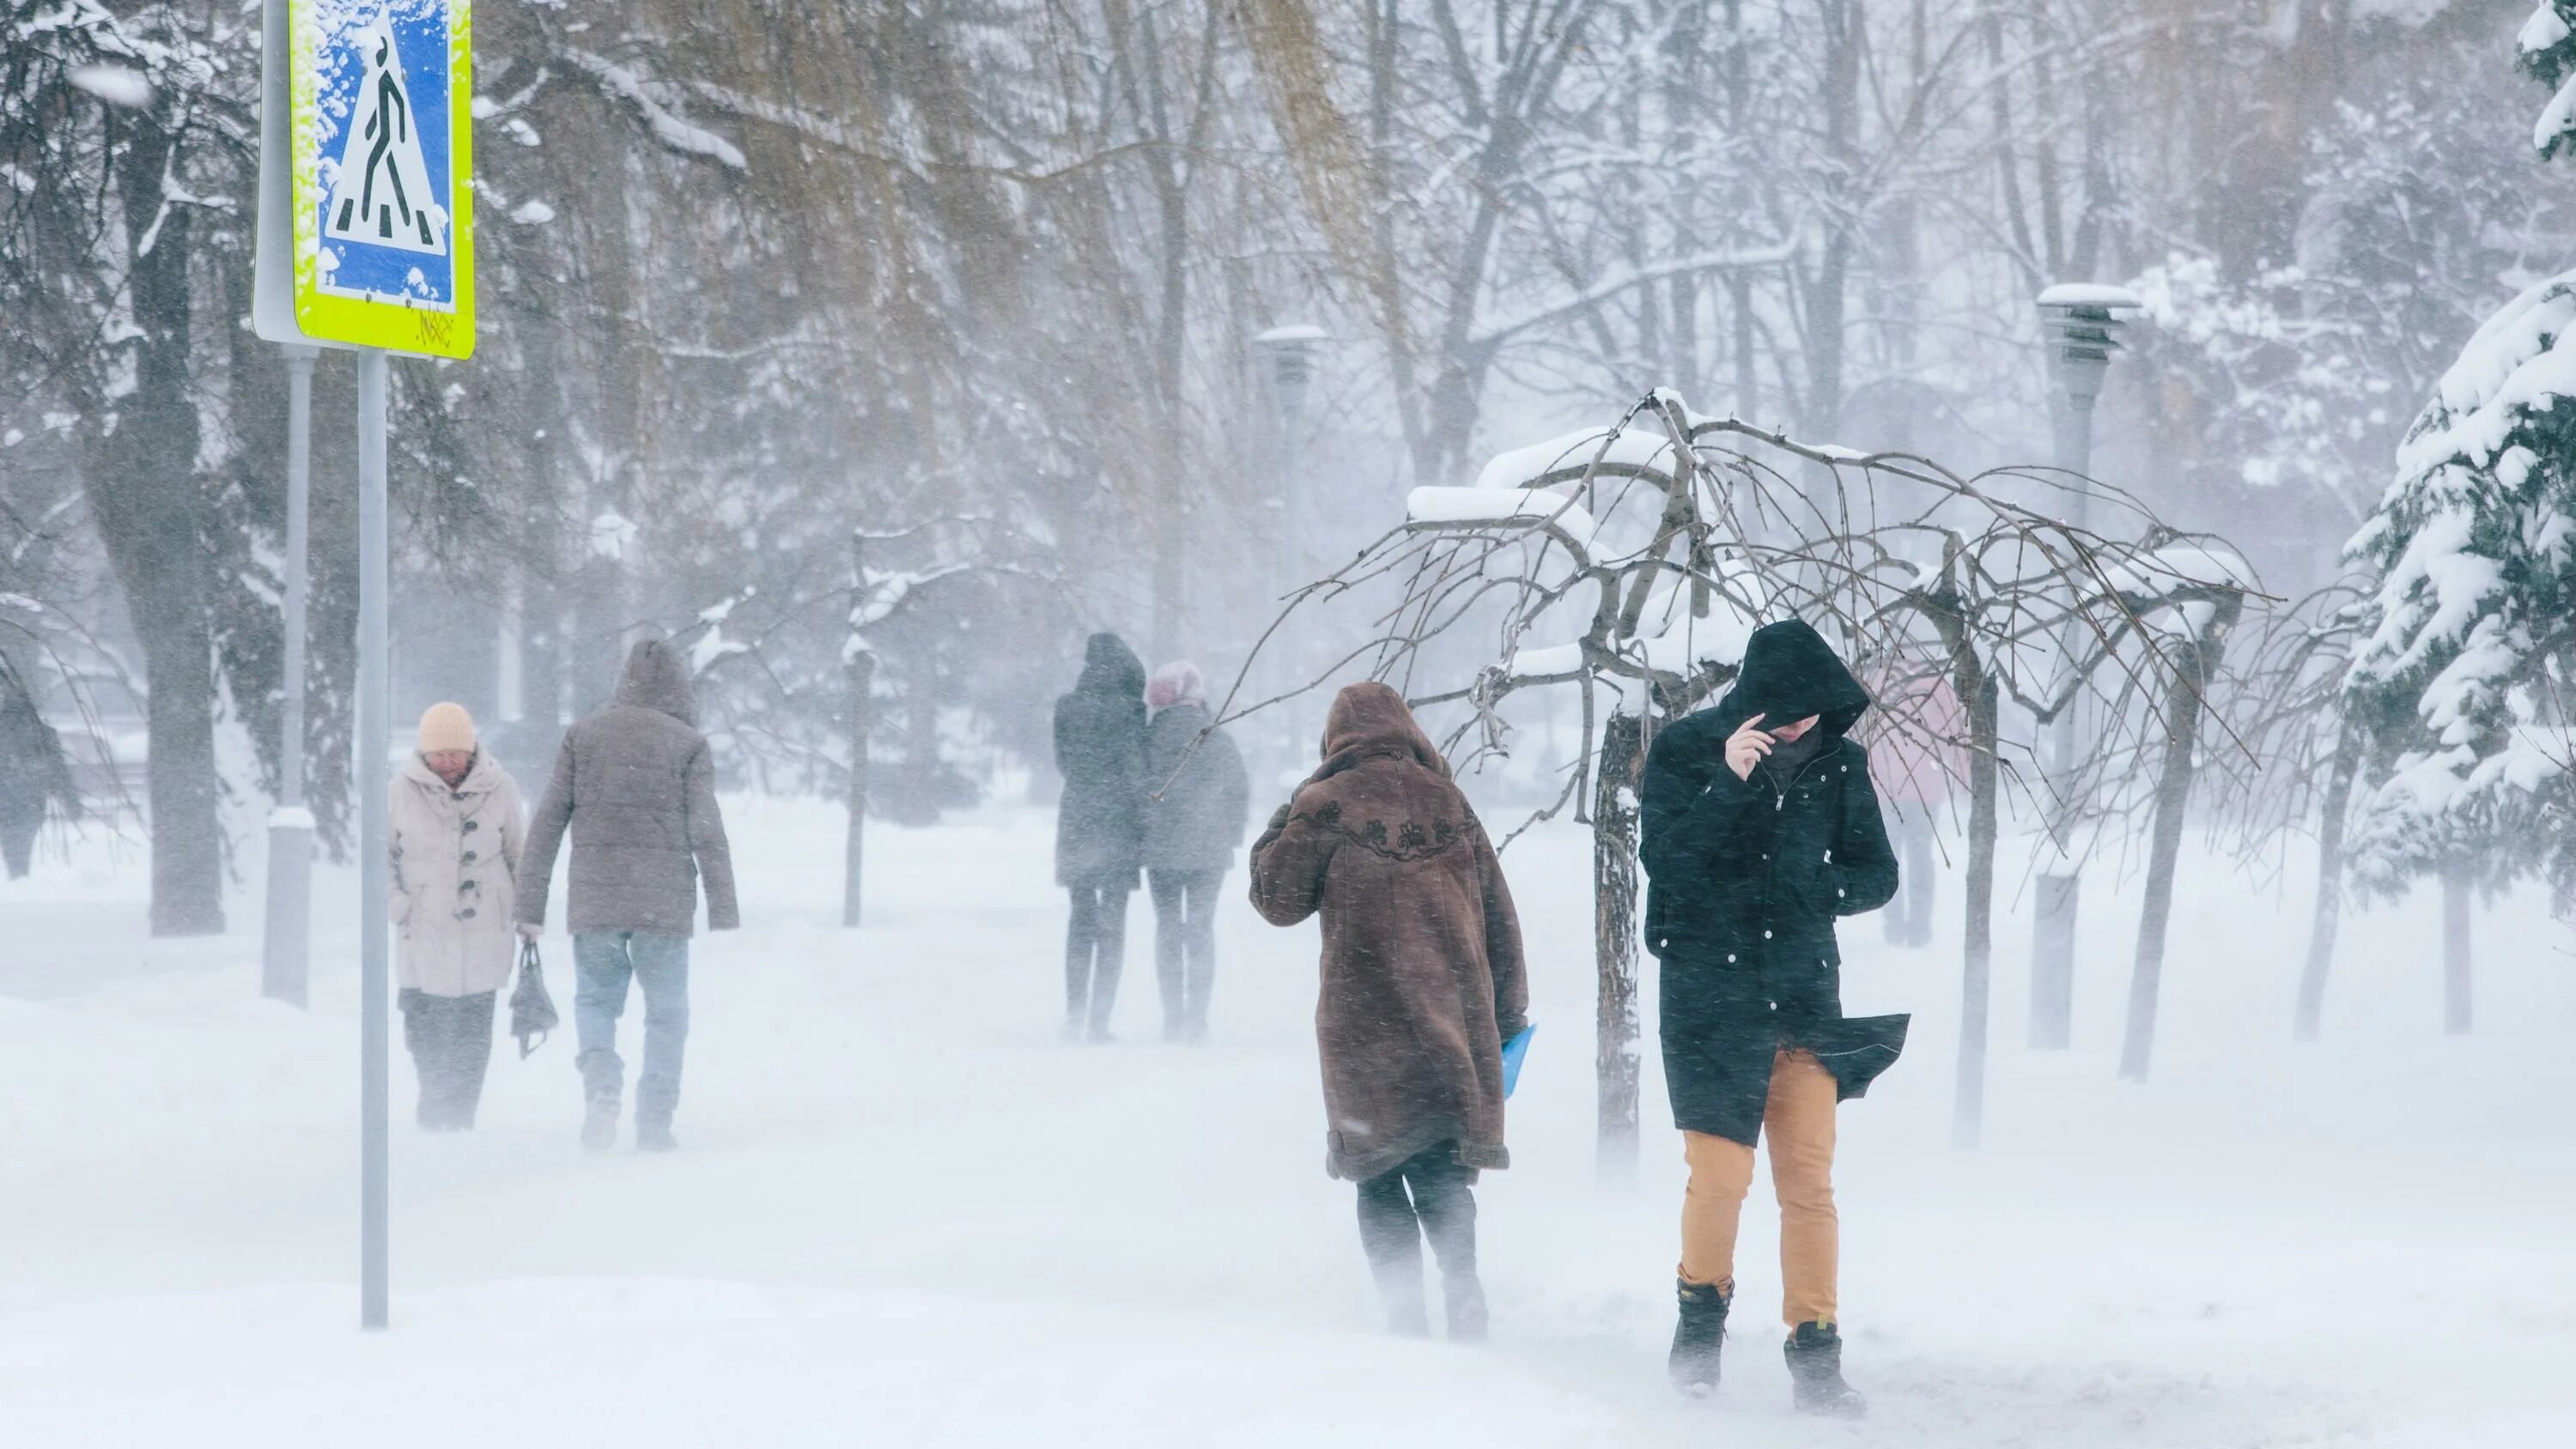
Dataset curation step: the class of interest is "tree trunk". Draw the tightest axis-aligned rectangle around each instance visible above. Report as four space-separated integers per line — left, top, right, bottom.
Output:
1955 670 2001 1149
140 624 224 936
900 649 941 825
1592 712 1645 1183
2027 871 2078 1049
2292 720 2359 1042
1803 0 1858 445
2119 608 2237 1082
81 112 220 936
2441 864 2472 1035
843 650 876 929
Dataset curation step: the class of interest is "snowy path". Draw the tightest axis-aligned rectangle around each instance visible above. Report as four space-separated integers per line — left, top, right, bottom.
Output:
3 797 2573 1446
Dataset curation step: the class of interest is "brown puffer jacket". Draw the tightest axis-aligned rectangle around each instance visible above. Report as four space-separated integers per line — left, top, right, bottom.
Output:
516 640 739 937
1249 682 1529 1183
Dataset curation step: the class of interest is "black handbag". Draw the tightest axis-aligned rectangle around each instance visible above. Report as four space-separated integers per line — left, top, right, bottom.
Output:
508 939 561 1059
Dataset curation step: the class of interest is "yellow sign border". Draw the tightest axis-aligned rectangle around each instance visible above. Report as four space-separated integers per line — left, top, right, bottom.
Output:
289 1 475 359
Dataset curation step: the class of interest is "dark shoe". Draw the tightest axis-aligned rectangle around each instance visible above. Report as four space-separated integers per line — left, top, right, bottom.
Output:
1668 1279 1730 1396
1374 1265 1431 1338
635 1121 677 1154
580 1095 621 1153
1784 1321 1867 1418
1384 1291 1431 1338
1443 1272 1489 1343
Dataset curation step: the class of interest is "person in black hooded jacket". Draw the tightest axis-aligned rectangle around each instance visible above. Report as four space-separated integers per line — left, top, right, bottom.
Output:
1639 618 1906 1417
1054 633 1149 1041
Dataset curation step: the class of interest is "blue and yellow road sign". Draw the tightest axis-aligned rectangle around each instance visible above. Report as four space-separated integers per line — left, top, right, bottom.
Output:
289 1 473 358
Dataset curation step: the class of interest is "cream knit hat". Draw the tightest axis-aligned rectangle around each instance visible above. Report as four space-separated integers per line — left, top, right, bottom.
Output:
416 702 477 755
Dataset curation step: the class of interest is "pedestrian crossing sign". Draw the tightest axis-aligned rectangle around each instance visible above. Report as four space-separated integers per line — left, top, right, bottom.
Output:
290 1 473 358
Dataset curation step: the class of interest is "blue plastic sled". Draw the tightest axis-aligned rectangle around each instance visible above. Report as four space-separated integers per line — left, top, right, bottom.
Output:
1501 1023 1536 1099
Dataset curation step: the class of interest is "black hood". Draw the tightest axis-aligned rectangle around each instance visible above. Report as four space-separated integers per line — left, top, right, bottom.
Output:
1075 632 1146 700
1714 620 1870 740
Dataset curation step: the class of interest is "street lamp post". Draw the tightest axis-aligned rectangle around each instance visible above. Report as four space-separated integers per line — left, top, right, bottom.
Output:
1252 325 1326 780
2029 284 2141 1050
1253 325 1325 587
261 343 320 1008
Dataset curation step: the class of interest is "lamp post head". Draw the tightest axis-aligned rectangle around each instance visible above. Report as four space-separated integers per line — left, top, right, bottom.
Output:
2036 283 2142 410
1254 324 1327 414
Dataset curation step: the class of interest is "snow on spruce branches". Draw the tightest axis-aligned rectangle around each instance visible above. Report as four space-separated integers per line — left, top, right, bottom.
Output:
2342 4 2576 912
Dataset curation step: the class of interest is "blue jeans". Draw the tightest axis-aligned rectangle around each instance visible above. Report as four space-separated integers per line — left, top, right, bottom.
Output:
573 932 690 1126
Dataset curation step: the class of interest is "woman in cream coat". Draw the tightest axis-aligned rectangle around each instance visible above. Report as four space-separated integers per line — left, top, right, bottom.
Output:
390 702 527 1130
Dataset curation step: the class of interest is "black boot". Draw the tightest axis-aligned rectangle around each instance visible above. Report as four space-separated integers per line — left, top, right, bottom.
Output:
1668 1280 1730 1395
1783 1322 1867 1418
1442 1270 1489 1343
1374 1264 1431 1337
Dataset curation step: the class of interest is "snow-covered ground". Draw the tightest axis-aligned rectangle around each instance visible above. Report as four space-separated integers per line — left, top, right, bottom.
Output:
3 796 2573 1446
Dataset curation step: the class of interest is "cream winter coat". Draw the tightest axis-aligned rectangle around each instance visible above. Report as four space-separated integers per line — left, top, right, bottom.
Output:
390 749 527 997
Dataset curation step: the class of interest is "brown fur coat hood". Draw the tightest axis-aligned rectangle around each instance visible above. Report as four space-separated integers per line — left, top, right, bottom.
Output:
1249 683 1529 1182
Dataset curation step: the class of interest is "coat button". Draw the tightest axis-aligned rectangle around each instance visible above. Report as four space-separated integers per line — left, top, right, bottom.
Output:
462 851 477 864
464 821 479 832
459 880 477 892
459 907 477 920
1763 930 1773 939
1727 954 1737 963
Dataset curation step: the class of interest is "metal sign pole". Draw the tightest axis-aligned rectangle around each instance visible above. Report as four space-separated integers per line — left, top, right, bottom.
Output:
356 348 391 1331
258 0 471 1332
262 343 319 1007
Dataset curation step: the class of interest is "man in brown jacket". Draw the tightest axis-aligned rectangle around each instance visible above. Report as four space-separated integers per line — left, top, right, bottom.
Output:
1250 682 1528 1341
516 640 738 1153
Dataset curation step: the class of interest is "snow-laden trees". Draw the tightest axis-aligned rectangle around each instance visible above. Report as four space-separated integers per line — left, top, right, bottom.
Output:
2342 6 2576 1029
0 1 343 931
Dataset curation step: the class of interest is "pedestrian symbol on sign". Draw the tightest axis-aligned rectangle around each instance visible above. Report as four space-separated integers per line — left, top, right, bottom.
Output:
321 19 446 258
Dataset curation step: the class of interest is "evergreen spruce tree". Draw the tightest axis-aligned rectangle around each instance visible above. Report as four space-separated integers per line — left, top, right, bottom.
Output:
2342 4 2576 956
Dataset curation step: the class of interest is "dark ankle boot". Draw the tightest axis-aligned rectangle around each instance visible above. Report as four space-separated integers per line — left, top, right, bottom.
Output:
1376 1266 1431 1338
1443 1271 1489 1343
1668 1279 1729 1395
1783 1321 1867 1418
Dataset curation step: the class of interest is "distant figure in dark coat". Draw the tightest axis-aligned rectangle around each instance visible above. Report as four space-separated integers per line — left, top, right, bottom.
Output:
1140 661 1249 1044
1639 618 1904 1416
1054 633 1148 1042
0 658 78 879
1250 682 1528 1342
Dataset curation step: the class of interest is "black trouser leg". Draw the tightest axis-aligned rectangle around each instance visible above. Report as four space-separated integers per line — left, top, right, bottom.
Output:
1403 1149 1486 1338
401 990 495 1129
1355 1162 1430 1335
1085 888 1129 1033
1404 1154 1479 1282
445 991 496 1128
1182 870 1220 1028
1148 870 1188 1030
1065 887 1103 1021
399 988 440 1127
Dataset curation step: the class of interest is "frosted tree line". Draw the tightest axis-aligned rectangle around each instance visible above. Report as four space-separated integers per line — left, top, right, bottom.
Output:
4 0 2572 983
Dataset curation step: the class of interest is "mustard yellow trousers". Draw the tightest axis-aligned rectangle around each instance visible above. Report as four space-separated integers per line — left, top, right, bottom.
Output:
1679 1047 1838 1328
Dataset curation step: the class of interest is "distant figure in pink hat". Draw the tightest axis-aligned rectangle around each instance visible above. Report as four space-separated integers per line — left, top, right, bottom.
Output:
388 702 526 1131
